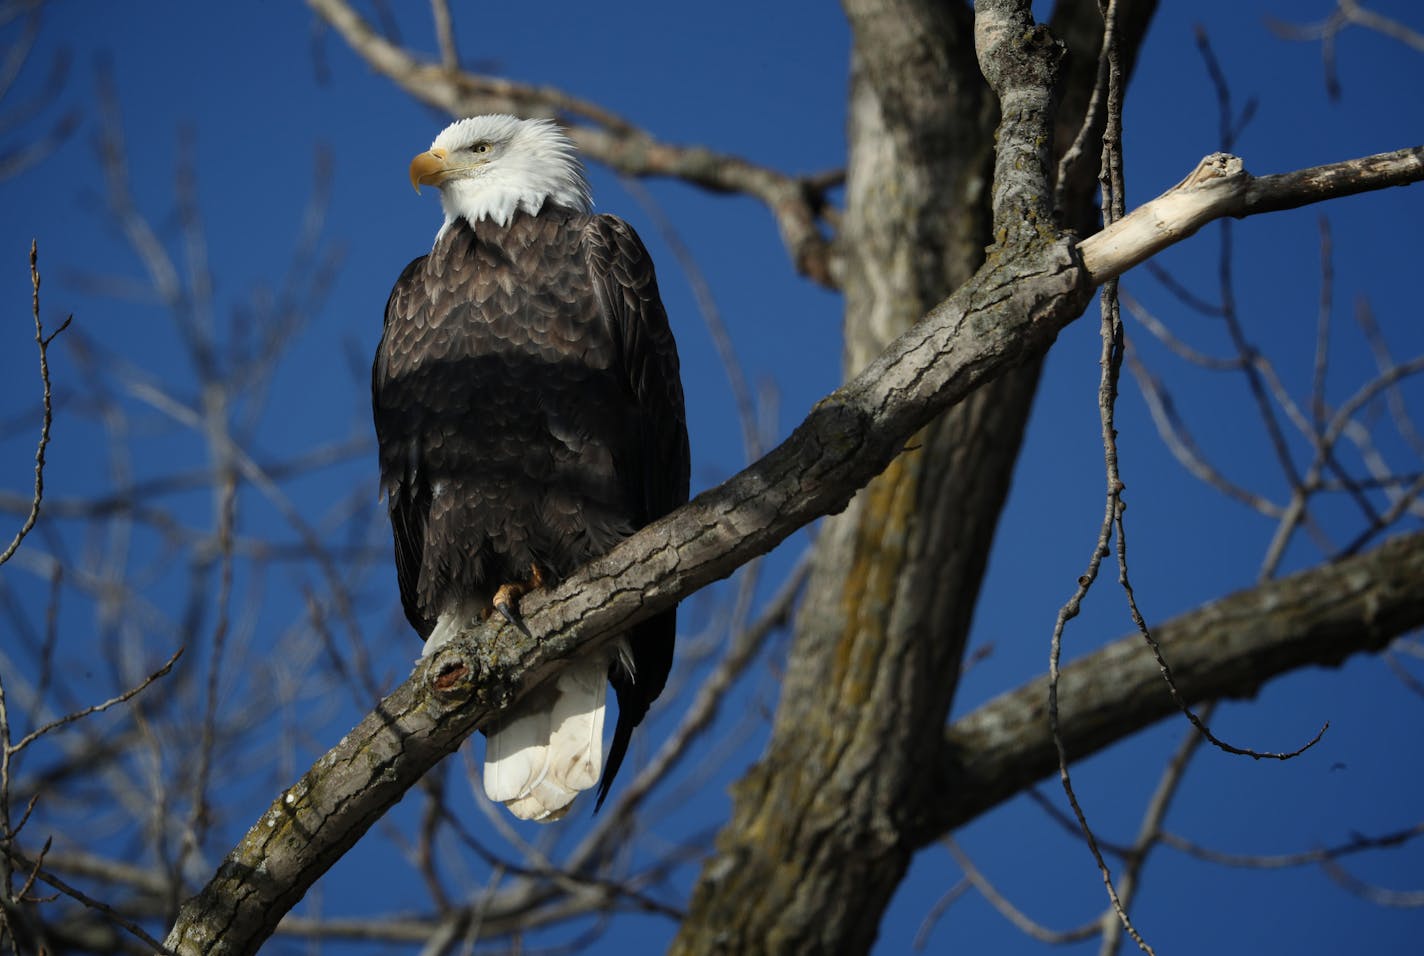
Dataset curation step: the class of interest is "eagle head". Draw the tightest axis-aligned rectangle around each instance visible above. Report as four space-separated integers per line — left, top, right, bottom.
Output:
409 114 592 232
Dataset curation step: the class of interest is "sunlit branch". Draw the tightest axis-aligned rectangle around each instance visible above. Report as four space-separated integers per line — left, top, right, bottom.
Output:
1078 147 1424 283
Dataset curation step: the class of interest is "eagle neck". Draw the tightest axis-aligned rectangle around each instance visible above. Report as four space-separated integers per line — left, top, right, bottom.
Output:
436 204 584 247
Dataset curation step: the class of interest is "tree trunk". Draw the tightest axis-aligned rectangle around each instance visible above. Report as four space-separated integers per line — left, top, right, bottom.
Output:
675 2 1156 952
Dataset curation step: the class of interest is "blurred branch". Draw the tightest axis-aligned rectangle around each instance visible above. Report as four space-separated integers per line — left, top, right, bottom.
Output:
1268 1 1424 100
1123 343 1284 517
305 0 843 286
944 837 1101 944
1160 820 1424 870
2 844 172 954
1320 859 1424 908
8 647 181 757
0 2 78 181
565 552 809 873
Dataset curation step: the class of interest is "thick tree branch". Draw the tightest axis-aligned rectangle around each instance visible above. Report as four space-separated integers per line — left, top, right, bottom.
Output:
305 0 840 285
926 527 1424 840
167 141 1422 952
166 234 1089 956
1079 147 1424 283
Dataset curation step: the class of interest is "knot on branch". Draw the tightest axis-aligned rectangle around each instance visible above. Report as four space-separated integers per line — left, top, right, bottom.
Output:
425 645 483 702
1175 152 1247 190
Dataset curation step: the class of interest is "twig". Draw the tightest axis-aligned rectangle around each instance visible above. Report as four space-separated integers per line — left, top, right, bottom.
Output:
1098 706 1212 956
620 175 764 462
1 846 175 954
1310 217 1335 434
1076 147 1424 283
1160 820 1424 869
567 553 809 872
1320 858 1424 908
944 837 1102 944
1353 297 1424 459
1048 4 1154 951
1124 344 1282 517
8 646 183 756
0 242 70 567
911 877 970 951
1268 1 1424 100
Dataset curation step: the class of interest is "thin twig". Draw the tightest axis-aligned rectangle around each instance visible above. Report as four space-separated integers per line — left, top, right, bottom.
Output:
1310 217 1334 434
1124 345 1282 517
944 838 1102 945
1268 1 1424 100
9 647 183 755
1098 705 1213 956
1 846 175 954
0 242 70 567
911 877 971 951
1048 4 1154 952
1161 820 1424 869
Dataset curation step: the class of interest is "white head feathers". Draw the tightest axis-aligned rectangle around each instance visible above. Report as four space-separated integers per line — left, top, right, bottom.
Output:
412 115 592 236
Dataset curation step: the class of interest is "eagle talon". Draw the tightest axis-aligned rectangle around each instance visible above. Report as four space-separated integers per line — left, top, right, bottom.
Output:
488 563 548 638
491 581 534 638
492 596 533 638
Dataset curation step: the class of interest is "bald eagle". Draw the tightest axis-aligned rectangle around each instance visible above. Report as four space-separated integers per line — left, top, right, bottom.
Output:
374 115 689 821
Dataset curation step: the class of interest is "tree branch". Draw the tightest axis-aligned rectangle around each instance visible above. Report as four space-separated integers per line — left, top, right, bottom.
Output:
305 0 840 285
166 232 1088 956
167 140 1423 952
1079 147 1424 283
925 527 1424 840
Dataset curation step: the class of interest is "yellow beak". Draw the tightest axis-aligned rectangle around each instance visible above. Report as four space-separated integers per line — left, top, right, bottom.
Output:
409 147 450 193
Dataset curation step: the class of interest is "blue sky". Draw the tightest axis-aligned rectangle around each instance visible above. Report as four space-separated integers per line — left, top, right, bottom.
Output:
1 1 1421 953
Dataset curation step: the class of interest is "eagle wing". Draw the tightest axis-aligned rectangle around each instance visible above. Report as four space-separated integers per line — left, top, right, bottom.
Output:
373 254 436 639
584 214 690 808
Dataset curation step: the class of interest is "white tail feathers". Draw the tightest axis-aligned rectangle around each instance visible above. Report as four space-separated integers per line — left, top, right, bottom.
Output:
483 653 609 822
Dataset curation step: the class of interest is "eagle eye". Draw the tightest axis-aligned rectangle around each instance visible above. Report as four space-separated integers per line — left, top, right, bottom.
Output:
471 142 490 154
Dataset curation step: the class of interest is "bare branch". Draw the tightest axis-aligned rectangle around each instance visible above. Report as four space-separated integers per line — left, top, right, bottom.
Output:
1161 820 1424 870
305 0 841 285
928 528 1424 837
8 646 182 756
1078 147 1424 283
1047 6 1155 947
2 846 174 954
428 0 457 71
1268 1 1424 99
1321 858 1424 908
0 242 69 567
945 837 1102 944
